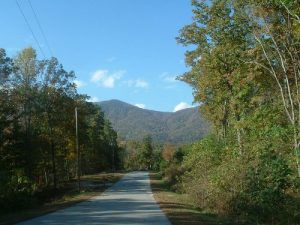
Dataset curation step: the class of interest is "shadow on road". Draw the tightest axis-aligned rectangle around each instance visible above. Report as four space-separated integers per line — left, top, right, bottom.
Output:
17 172 171 225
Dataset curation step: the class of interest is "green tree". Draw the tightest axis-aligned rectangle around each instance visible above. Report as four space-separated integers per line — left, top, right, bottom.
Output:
177 0 300 223
177 0 257 154
138 135 154 170
38 57 76 188
0 47 121 211
103 120 118 171
245 0 300 177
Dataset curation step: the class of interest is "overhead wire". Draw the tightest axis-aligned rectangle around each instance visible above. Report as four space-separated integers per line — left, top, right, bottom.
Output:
28 0 54 57
15 0 46 58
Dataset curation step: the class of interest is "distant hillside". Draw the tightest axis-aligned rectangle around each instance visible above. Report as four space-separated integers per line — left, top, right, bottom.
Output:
96 100 210 143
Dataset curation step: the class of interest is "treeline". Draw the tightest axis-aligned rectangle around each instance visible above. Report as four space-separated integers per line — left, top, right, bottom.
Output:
0 47 120 211
121 137 185 178
160 0 300 224
120 136 161 171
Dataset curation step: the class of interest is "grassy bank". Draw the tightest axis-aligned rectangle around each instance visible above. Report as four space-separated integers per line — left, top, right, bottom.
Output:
0 172 124 225
150 173 233 225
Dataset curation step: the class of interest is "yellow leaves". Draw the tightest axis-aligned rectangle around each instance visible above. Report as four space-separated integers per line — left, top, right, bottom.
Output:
65 138 76 161
162 144 176 162
67 151 76 161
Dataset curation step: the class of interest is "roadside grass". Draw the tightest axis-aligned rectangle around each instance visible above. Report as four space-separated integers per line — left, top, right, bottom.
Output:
150 173 233 225
0 172 124 225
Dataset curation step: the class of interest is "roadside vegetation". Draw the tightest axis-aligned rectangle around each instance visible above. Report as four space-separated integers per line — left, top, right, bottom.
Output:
0 47 122 214
120 136 160 171
152 0 300 225
2 0 300 224
0 172 123 225
150 173 233 225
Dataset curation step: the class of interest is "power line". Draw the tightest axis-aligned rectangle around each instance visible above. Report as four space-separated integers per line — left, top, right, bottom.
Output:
28 0 54 57
15 0 46 58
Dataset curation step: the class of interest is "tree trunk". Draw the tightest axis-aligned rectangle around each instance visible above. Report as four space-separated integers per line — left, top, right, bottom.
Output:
293 126 300 177
44 169 48 186
237 128 242 155
50 138 57 189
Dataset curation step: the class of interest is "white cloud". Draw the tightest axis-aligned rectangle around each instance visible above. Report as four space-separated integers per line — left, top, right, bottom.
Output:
135 103 146 109
135 79 149 88
173 102 192 112
74 79 86 88
123 79 149 88
90 70 125 88
87 96 99 102
161 72 178 83
164 76 177 83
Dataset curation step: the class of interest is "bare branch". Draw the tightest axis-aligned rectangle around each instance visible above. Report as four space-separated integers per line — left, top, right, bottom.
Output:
253 33 294 123
280 1 300 22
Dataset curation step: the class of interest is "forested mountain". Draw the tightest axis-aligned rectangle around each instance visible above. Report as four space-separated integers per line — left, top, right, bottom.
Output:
97 100 210 143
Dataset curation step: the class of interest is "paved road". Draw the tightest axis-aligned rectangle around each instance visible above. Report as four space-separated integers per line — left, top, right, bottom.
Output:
17 172 171 225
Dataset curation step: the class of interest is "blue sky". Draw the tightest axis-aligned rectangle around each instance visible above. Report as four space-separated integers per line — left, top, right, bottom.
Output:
0 0 195 112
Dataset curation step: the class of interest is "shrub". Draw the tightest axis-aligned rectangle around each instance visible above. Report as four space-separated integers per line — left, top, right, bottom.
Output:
231 151 292 224
0 170 36 212
164 163 185 189
180 135 296 224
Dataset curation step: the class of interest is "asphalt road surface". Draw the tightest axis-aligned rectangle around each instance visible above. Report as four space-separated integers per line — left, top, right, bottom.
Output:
17 171 171 225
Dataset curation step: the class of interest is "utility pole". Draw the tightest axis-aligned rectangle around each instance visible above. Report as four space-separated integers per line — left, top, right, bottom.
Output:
75 107 80 192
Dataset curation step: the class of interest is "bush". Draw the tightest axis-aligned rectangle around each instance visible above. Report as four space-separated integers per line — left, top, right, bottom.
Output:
231 151 292 224
159 160 168 175
180 136 224 209
180 135 296 224
0 170 36 212
164 163 185 189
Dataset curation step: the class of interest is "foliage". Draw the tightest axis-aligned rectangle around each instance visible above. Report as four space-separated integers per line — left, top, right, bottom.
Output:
121 135 156 170
176 0 300 224
0 47 120 212
137 136 154 170
235 151 292 223
0 173 35 212
158 144 189 190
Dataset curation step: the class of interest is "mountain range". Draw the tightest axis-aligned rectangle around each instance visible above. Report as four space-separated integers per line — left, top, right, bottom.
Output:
97 100 210 143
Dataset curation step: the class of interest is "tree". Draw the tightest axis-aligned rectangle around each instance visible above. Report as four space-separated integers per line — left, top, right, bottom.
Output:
177 0 256 154
38 57 77 188
0 47 121 211
103 120 118 171
242 0 300 176
12 47 41 178
138 135 154 170
176 0 300 223
0 49 16 172
162 144 176 162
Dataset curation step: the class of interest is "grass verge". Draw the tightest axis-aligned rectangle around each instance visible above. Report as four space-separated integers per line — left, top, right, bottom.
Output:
150 172 233 225
0 172 124 225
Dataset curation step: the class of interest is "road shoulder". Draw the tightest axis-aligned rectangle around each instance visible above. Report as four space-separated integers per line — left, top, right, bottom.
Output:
0 172 124 225
149 172 232 225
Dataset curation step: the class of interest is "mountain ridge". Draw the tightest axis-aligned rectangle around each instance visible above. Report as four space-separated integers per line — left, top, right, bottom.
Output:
96 99 210 143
